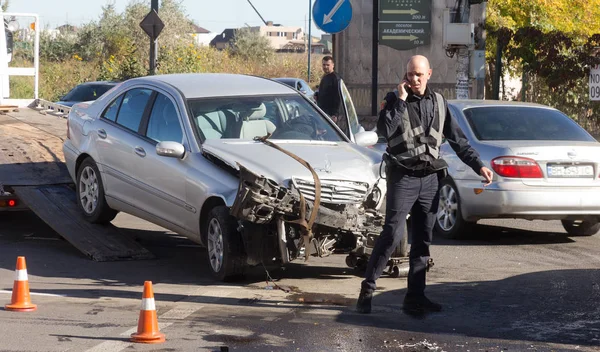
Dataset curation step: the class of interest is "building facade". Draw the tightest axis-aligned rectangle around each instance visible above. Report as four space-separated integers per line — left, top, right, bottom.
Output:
333 0 487 116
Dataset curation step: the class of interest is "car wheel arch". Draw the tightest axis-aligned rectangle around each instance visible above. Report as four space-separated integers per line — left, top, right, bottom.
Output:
75 153 93 175
199 196 227 246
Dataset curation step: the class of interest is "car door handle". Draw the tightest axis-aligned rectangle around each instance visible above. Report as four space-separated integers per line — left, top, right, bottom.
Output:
97 129 107 139
134 146 146 157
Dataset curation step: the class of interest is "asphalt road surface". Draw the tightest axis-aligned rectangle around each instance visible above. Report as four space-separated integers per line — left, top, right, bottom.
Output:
1 210 599 352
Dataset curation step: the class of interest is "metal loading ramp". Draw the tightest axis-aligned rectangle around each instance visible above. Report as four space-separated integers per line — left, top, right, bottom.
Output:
13 185 155 262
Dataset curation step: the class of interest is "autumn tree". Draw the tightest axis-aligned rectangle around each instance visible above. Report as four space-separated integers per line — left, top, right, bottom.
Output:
486 0 600 134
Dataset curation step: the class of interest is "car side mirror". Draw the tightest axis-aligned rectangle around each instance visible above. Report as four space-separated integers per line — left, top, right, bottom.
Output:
354 131 378 147
156 141 185 159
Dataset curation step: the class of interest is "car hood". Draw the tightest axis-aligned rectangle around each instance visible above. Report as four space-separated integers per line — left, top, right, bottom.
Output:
202 139 381 186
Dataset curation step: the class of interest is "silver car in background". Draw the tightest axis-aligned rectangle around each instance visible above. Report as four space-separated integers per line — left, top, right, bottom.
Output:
63 73 386 281
273 77 315 101
437 100 600 238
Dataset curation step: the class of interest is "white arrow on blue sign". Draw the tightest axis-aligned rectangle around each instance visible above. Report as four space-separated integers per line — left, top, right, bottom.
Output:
313 0 353 34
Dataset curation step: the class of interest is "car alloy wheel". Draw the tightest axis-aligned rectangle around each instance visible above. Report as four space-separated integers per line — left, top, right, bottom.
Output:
437 183 458 232
207 218 224 274
79 165 99 215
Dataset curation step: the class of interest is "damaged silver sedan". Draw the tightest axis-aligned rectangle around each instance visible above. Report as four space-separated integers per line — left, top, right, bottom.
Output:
64 73 391 281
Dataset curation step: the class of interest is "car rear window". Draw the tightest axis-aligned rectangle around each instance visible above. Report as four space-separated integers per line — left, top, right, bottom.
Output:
463 106 596 141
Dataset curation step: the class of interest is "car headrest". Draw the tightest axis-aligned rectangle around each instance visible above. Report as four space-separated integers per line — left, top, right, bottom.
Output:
245 103 266 120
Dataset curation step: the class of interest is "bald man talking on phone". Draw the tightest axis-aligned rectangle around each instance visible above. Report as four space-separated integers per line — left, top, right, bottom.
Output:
356 55 493 316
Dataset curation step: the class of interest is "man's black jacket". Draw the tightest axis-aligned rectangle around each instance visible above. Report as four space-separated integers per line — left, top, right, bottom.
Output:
317 72 342 117
377 87 484 173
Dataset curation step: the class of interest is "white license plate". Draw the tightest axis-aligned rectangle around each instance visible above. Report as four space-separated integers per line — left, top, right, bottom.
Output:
547 164 594 178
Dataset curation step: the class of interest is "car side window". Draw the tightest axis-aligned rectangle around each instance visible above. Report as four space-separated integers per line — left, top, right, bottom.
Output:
146 94 184 143
115 89 152 132
101 95 124 122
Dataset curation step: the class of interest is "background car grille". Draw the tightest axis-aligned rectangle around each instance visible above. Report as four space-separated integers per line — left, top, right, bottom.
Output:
292 178 369 204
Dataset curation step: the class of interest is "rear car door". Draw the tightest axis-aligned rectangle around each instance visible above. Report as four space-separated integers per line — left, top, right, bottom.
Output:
94 88 153 211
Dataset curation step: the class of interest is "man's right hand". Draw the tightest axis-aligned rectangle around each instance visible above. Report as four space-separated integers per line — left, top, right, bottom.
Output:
397 81 409 101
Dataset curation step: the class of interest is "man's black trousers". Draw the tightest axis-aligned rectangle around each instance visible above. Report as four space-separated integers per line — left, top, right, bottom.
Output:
361 168 440 296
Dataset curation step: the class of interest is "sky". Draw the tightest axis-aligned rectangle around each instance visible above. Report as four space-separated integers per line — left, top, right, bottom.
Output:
6 0 324 36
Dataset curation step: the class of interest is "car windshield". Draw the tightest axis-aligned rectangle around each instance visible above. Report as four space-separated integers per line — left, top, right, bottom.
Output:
63 84 115 102
463 106 596 141
187 94 345 142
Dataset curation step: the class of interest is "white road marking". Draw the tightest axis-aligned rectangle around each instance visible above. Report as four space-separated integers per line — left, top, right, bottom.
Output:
84 323 173 352
84 287 235 352
0 290 66 297
160 307 200 320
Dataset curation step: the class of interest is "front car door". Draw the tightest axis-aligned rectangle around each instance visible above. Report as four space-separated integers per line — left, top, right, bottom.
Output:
338 79 364 142
133 91 194 232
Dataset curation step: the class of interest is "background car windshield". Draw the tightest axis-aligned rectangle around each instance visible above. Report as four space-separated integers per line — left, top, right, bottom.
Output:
63 84 114 101
187 95 344 142
464 106 596 141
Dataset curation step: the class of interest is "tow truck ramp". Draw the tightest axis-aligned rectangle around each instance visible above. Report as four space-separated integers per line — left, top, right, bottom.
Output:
13 185 155 261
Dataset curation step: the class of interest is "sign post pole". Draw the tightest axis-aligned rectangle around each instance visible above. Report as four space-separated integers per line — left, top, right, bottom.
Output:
140 0 164 76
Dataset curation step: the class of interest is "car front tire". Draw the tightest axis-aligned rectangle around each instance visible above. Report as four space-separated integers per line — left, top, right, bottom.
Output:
561 220 600 236
76 158 117 224
205 206 246 281
434 177 475 239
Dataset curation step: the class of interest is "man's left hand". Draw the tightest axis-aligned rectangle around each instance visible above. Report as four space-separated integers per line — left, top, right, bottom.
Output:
479 166 493 186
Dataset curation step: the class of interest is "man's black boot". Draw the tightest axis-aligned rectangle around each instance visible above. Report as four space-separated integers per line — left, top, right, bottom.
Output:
403 295 442 315
356 289 373 314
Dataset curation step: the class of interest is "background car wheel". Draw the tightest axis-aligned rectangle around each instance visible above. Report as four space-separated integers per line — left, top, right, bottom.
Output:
76 158 117 224
205 206 246 281
561 220 600 236
435 177 475 239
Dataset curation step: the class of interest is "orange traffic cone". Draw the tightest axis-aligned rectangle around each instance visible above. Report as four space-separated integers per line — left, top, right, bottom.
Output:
130 281 165 344
5 256 37 312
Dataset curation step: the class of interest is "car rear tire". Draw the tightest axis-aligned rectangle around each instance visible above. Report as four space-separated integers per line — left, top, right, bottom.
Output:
561 220 600 236
205 206 246 281
434 177 475 239
76 158 118 224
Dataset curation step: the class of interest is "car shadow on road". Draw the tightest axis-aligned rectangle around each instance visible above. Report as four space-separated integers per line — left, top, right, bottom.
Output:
432 222 576 246
336 268 600 348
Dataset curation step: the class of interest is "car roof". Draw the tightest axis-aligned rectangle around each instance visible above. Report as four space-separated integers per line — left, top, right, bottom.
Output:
449 99 556 110
130 73 296 98
77 81 118 86
274 77 302 83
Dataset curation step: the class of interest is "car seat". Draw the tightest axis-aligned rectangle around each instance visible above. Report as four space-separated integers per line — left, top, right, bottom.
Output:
196 111 228 139
239 103 276 139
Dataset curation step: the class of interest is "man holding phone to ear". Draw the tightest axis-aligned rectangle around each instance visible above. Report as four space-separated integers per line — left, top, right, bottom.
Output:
356 55 493 316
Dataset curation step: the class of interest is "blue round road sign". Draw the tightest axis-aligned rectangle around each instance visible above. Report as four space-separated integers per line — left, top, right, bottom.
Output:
313 0 353 34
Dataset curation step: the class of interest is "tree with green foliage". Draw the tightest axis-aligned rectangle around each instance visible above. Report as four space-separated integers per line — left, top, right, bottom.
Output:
485 0 600 135
231 27 274 63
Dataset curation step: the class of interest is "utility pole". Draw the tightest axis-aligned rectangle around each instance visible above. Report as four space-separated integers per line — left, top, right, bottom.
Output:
455 0 470 100
308 0 312 83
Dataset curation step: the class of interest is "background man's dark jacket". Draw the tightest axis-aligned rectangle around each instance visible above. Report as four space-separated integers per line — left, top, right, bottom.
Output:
317 72 342 117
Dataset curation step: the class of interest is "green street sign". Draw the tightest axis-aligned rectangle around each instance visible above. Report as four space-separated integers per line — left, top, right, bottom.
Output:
379 0 431 51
